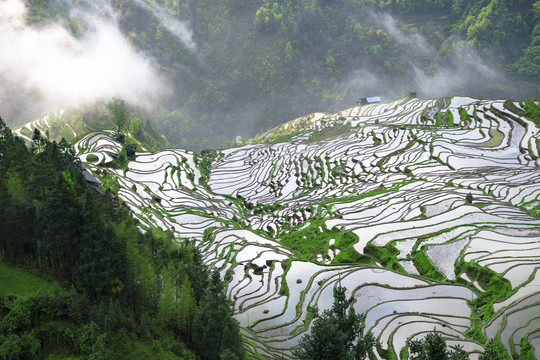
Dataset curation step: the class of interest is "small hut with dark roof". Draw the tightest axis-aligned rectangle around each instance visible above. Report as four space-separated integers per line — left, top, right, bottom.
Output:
113 133 125 143
357 96 381 105
126 144 138 158
81 167 105 196
107 152 120 160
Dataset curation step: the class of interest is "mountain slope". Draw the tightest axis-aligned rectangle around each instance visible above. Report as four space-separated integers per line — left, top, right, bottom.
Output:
9 0 539 151
0 118 244 360
24 96 540 359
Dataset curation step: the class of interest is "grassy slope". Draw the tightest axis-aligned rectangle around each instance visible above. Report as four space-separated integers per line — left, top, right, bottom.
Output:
0 261 65 298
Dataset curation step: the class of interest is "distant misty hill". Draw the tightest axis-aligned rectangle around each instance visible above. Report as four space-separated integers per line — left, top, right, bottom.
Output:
3 0 539 151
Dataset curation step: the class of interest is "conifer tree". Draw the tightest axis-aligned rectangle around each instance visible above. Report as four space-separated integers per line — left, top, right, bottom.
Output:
293 285 374 360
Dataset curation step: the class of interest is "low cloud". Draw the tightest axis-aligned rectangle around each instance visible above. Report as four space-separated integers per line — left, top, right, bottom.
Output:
340 12 500 100
413 42 498 98
130 0 196 50
371 12 432 55
0 0 168 124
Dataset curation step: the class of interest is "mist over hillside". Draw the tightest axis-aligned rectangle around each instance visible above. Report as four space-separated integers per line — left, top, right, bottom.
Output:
1 0 539 150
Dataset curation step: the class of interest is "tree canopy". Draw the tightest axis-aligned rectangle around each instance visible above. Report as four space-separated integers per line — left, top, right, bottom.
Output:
107 97 127 133
293 285 374 360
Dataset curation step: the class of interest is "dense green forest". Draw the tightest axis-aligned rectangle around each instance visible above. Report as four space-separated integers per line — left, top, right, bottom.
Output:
0 118 244 359
19 0 540 150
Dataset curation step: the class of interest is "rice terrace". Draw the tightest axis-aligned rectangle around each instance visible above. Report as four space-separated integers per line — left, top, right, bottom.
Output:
16 96 540 359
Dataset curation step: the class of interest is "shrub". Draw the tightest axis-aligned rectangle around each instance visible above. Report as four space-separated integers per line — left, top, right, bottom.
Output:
86 154 99 163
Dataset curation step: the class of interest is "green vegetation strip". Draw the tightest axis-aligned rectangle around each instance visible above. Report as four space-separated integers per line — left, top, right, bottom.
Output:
412 249 446 282
456 260 512 343
365 243 406 274
321 179 422 208
279 219 369 263
479 129 504 148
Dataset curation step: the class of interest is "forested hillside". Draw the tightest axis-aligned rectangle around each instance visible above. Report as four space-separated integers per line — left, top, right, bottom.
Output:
12 0 540 150
0 118 244 359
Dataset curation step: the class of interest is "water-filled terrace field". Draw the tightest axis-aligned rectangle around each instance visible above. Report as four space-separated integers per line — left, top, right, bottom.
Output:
67 96 540 359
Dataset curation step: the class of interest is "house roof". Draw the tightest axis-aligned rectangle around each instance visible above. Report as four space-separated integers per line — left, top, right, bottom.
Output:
366 97 381 103
81 168 102 186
